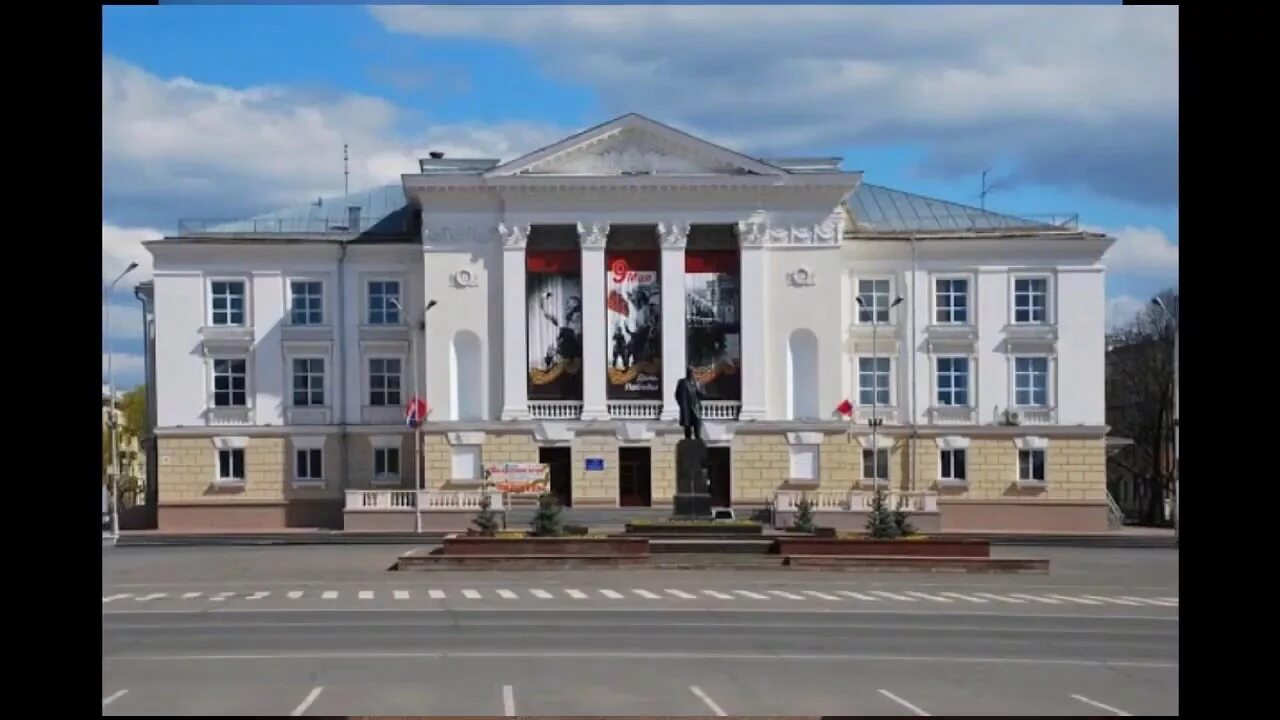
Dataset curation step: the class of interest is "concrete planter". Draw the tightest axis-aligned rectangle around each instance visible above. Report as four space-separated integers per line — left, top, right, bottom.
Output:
774 537 990 557
624 523 763 536
441 536 650 557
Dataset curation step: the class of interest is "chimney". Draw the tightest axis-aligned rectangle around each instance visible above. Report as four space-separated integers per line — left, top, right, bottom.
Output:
429 151 445 159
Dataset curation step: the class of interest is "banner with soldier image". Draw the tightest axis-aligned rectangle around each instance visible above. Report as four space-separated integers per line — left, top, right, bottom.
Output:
685 251 741 401
527 252 583 400
606 252 662 399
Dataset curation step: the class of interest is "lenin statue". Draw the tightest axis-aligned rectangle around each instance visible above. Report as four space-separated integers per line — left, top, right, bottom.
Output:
675 366 706 441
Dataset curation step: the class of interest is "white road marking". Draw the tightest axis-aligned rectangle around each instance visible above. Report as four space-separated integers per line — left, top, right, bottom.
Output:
180 592 203 600
1157 597 1179 604
974 592 1026 603
247 591 270 600
529 589 553 599
666 589 698 599
358 590 375 600
1084 595 1141 606
837 590 882 601
428 590 446 599
393 590 411 600
497 589 519 600
287 591 304 600
939 592 987 603
102 689 128 707
103 594 131 603
290 686 324 716
632 589 662 599
702 590 734 600
905 591 953 603
136 593 167 602
1070 694 1132 716
768 590 805 600
321 591 338 600
733 590 769 599
211 592 235 602
803 590 842 601
502 684 516 717
1120 596 1178 607
462 589 482 599
1010 594 1061 604
689 685 727 717
599 589 625 599
879 688 930 716
1045 594 1103 605
870 591 918 602
564 589 588 599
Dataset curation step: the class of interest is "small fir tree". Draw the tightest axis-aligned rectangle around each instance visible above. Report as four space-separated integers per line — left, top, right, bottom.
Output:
791 494 816 533
892 508 916 537
865 486 901 539
472 494 500 536
529 492 565 537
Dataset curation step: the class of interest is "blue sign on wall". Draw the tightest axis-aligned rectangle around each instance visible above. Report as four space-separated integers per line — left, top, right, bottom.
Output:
585 457 605 471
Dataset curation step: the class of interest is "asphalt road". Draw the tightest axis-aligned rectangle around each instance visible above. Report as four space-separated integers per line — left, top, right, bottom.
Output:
102 544 1178 716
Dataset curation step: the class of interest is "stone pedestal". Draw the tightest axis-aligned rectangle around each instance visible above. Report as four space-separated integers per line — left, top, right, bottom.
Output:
672 438 712 519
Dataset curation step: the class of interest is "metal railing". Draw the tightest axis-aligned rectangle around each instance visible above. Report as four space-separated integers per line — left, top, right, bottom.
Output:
608 401 662 419
178 217 394 235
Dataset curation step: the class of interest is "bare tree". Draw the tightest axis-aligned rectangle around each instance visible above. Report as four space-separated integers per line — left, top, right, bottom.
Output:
1106 288 1177 525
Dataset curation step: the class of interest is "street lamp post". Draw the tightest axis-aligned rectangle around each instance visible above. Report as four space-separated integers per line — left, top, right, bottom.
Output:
392 297 438 534
1152 296 1178 540
856 294 904 489
105 261 139 541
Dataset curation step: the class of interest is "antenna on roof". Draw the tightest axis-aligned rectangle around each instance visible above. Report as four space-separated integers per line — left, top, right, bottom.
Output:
978 168 1003 211
343 144 350 199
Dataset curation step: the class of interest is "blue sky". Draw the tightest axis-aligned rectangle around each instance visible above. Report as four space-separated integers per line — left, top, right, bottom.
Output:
102 4 1178 389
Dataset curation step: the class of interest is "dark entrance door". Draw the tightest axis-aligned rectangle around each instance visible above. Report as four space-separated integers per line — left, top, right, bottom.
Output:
540 447 572 508
706 447 731 507
618 447 652 507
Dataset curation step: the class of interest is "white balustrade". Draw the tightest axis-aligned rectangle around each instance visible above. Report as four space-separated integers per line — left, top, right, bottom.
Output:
608 400 662 419
528 401 583 420
345 489 507 512
928 406 976 425
852 406 900 424
773 489 938 514
699 401 741 421
206 407 252 426
1017 407 1057 425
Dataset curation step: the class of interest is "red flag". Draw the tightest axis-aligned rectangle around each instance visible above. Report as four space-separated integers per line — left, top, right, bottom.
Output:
836 399 854 417
406 397 429 428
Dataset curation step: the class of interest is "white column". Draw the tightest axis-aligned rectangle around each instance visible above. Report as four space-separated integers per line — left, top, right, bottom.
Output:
578 222 610 421
737 218 768 420
499 223 530 420
658 221 689 421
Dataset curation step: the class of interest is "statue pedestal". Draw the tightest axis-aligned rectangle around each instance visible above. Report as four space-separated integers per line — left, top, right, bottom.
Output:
672 438 712 520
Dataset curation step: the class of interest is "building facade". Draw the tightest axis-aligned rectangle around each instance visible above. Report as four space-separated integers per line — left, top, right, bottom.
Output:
147 114 1114 532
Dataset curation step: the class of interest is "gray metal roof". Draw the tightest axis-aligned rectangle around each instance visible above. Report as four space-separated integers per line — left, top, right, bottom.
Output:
846 182 1074 233
179 184 411 236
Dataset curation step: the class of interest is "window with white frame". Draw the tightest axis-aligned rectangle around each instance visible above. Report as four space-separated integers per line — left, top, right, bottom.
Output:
862 448 889 482
858 357 891 406
291 358 325 407
1013 277 1048 324
373 446 401 484
935 278 969 324
209 280 246 326
936 357 970 407
216 448 245 484
940 448 967 483
789 445 819 482
295 447 324 483
1014 357 1049 407
367 280 401 325
211 358 247 407
451 446 482 482
1018 449 1046 483
290 280 323 325
857 278 892 324
368 358 402 407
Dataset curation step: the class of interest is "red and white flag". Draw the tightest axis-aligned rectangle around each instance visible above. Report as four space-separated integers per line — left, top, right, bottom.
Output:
406 397 429 428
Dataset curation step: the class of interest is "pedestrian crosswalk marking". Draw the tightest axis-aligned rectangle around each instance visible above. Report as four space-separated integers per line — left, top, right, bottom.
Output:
181 592 203 600
247 591 269 600
905 591 952 603
393 590 411 600
287 591 304 600
665 589 698 599
870 591 917 602
1010 593 1060 604
428 590 446 599
599 589 625 599
768 590 805 600
462 589 482 599
321 591 338 600
564 589 588 599
496 589 518 600
1083 595 1139 606
974 592 1025 603
529 589 553 599
939 592 986 603
103 593 131 603
358 590 374 600
632 589 661 599
837 591 880 601
1121 596 1177 607
734 590 769 600
702 590 734 600
803 590 842 601
1045 594 1102 605
137 593 167 602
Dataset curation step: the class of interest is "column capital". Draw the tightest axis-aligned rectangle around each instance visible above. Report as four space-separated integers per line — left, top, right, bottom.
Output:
498 223 530 250
657 221 690 249
577 221 610 249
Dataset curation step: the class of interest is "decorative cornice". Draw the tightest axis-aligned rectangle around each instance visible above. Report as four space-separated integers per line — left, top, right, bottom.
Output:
657 221 690 249
737 216 767 248
498 223 530 249
577 221 610 249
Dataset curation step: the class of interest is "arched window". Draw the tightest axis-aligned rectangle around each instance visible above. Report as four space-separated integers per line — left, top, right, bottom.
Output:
787 329 819 420
450 330 483 421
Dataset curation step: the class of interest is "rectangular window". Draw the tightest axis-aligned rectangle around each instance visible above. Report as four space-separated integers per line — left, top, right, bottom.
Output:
1014 357 1049 407
857 279 891 324
290 281 323 325
940 449 967 483
367 280 401 325
291 358 325 407
789 445 819 482
936 357 970 407
1018 449 1046 483
211 359 247 407
374 447 401 484
210 280 246 326
1013 277 1048 324
369 358 402 407
451 446 482 482
935 278 969 324
216 448 245 484
862 448 889 482
858 357 891 406
295 448 324 483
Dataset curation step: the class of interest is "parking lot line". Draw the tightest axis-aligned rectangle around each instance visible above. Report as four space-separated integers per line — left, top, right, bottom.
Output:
879 688 930 716
290 686 324 716
689 685 727 717
102 689 128 707
1070 693 1132 716
502 684 516 717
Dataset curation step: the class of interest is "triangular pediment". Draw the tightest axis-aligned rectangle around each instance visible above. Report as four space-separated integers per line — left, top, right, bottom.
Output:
485 113 785 178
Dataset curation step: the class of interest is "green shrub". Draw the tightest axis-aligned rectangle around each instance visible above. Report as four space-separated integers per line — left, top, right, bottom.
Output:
529 492 565 537
791 494 816 533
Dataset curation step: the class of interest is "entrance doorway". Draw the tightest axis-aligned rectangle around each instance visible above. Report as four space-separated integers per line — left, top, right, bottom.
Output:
540 447 572 508
618 447 652 507
706 447 731 507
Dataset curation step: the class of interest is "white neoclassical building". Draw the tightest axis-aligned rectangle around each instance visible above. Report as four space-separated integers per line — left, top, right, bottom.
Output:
146 113 1115 532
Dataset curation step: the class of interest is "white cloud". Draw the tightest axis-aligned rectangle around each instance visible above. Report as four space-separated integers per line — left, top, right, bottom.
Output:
371 5 1178 206
1096 225 1179 279
103 352 145 385
103 223 161 287
1107 294 1149 331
